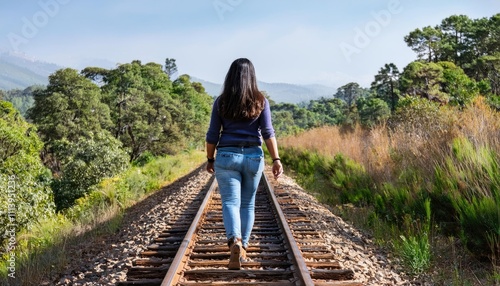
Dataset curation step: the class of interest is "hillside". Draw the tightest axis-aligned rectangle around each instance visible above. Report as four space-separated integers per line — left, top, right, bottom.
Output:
192 77 335 104
0 53 335 104
0 52 61 90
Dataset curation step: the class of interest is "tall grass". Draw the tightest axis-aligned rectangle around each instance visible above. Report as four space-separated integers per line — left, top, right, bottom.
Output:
0 150 206 285
280 96 500 278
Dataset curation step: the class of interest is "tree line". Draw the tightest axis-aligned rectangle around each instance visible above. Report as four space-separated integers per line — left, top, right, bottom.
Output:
0 59 212 245
271 13 500 136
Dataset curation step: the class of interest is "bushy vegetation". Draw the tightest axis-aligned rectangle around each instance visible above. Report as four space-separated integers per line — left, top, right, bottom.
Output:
0 102 54 244
0 58 212 283
273 14 500 281
0 151 205 285
22 60 211 211
280 96 499 280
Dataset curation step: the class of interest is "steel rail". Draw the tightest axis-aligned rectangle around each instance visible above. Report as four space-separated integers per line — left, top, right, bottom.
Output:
160 179 217 286
262 174 315 286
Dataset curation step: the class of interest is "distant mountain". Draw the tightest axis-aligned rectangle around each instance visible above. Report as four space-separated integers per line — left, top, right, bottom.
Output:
0 52 61 90
192 77 335 104
0 53 336 104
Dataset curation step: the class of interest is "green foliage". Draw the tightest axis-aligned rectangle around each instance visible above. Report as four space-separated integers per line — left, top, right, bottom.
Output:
0 151 205 285
404 25 444 62
2 85 42 117
27 68 112 145
271 97 348 137
400 61 448 103
0 101 54 245
356 96 391 127
326 154 373 205
132 151 155 167
171 74 213 150
25 69 128 210
64 151 202 223
371 63 401 111
404 13 500 96
271 103 323 136
395 233 431 274
307 97 348 125
52 132 128 210
335 82 368 108
272 110 303 136
98 61 211 160
439 62 479 106
471 54 500 96
281 149 373 206
435 137 500 259
164 58 178 78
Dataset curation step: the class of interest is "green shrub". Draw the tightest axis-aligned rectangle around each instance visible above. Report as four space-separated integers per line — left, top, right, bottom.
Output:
0 101 55 246
394 199 432 274
326 154 373 205
52 132 129 211
133 151 155 167
396 233 431 274
435 137 500 259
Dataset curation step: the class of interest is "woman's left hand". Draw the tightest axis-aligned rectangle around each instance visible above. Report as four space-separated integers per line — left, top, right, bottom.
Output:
206 162 215 174
272 160 283 179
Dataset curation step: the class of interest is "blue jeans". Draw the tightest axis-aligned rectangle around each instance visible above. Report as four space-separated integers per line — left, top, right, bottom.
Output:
214 146 264 248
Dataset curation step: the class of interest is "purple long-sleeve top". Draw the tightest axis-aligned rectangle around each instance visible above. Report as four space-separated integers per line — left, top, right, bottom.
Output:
206 97 275 147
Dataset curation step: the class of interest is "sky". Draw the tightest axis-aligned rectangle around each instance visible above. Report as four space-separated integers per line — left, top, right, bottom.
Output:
0 0 499 88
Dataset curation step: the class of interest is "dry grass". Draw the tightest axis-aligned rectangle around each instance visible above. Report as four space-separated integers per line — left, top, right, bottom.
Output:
280 96 500 284
281 97 499 185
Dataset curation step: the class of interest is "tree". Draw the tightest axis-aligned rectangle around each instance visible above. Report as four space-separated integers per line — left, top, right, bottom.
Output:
81 66 110 85
335 82 364 108
51 131 128 210
371 63 401 112
171 75 213 150
404 26 443 62
272 110 302 136
439 61 479 106
2 85 43 117
356 96 391 127
307 97 348 125
470 54 500 96
486 14 500 55
440 15 473 66
26 68 128 210
27 68 112 147
101 61 190 160
0 101 54 243
164 58 178 78
400 61 448 104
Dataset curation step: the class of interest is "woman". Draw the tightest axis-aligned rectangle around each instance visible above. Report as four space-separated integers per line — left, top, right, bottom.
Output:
205 58 283 270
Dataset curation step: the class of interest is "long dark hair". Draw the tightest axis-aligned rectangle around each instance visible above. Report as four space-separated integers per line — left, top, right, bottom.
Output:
218 58 265 120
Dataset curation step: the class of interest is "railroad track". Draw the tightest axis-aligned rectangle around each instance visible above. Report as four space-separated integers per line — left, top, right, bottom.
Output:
117 172 362 286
